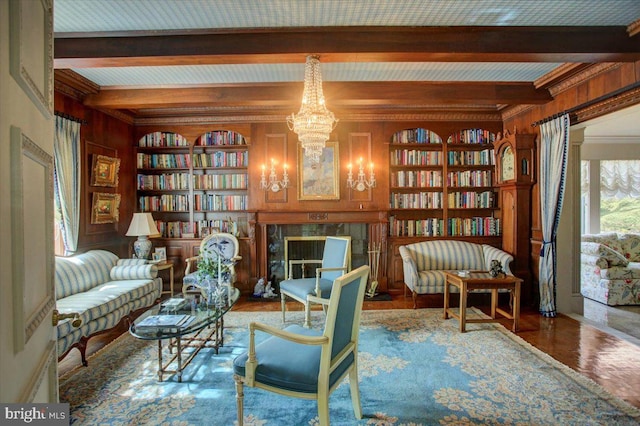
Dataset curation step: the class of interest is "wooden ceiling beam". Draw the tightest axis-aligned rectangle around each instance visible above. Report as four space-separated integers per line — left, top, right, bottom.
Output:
83 81 551 110
54 26 640 68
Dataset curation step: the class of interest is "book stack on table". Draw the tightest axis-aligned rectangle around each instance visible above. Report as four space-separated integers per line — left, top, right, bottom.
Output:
161 297 189 311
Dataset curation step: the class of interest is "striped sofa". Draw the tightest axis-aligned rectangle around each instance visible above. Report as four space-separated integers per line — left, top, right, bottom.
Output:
55 250 162 365
399 240 514 308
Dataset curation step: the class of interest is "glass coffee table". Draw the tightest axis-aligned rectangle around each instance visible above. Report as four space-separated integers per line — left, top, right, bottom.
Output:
130 287 240 382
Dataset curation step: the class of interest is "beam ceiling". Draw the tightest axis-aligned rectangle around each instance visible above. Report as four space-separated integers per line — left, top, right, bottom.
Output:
54 26 640 123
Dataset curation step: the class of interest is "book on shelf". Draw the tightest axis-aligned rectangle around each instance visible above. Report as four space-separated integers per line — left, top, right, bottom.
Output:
136 314 194 330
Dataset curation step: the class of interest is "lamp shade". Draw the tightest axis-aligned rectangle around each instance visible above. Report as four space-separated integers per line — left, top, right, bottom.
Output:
126 213 161 237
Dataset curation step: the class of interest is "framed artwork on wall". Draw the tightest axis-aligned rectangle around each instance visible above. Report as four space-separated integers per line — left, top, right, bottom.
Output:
91 192 121 224
297 141 340 200
91 154 120 187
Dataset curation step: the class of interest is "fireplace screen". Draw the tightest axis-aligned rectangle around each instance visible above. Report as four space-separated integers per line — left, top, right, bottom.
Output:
267 223 368 286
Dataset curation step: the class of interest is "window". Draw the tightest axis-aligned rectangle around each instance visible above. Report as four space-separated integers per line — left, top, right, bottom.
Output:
582 160 640 233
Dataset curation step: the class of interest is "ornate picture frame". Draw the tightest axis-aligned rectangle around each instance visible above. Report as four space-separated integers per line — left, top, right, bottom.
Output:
91 155 120 187
91 192 121 224
297 141 340 200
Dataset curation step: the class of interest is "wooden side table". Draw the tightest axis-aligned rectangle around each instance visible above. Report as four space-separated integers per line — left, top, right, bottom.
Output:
154 261 175 296
444 271 522 332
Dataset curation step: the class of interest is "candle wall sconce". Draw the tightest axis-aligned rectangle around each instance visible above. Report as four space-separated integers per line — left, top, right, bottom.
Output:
260 159 289 192
346 158 376 192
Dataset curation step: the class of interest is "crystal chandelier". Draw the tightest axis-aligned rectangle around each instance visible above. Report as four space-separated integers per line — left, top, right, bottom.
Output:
287 55 338 164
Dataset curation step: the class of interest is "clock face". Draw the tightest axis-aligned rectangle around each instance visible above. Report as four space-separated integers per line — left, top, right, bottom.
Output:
501 146 515 181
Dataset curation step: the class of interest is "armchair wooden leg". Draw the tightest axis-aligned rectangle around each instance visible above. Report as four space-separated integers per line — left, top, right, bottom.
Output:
304 302 312 328
317 387 330 426
349 367 362 419
280 293 287 323
234 376 244 426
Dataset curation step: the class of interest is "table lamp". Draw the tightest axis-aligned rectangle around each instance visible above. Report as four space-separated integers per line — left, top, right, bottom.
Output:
126 212 161 259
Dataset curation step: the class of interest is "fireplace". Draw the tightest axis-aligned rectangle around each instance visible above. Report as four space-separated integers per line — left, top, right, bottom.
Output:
255 210 388 290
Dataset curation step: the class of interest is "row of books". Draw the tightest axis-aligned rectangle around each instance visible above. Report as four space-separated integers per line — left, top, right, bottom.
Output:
192 152 248 168
447 191 495 209
447 149 495 166
390 192 443 209
446 170 493 187
391 170 443 188
192 173 247 190
194 219 237 236
391 128 443 144
137 153 191 169
448 217 500 236
195 131 247 146
389 217 444 237
390 150 443 166
137 173 190 190
155 221 193 238
138 132 189 148
193 194 248 212
139 195 189 212
446 129 496 145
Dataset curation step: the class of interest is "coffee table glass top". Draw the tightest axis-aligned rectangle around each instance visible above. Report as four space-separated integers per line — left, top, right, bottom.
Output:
130 287 239 340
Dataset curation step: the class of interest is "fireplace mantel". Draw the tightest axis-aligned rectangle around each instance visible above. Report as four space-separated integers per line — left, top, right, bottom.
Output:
256 210 387 224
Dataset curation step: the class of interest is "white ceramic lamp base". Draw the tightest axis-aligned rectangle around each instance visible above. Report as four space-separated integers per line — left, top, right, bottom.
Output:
133 236 153 259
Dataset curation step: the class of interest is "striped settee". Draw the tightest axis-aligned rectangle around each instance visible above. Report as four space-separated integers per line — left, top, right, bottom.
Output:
399 240 514 308
55 250 162 365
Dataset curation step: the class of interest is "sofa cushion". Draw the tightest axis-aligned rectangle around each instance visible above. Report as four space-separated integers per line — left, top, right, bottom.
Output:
55 250 118 299
55 279 159 339
600 262 640 280
618 234 640 262
581 242 629 267
110 264 158 280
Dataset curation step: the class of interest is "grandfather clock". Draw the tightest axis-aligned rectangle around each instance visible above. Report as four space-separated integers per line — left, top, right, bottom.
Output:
494 130 535 299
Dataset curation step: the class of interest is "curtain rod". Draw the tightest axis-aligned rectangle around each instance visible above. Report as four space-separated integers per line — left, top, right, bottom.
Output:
531 81 640 128
54 111 87 125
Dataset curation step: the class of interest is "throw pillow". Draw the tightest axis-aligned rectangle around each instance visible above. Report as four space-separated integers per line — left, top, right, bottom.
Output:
581 242 629 267
110 264 158 280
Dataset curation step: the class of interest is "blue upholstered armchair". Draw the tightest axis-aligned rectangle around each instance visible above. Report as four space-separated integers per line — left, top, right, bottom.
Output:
233 265 370 426
279 236 351 328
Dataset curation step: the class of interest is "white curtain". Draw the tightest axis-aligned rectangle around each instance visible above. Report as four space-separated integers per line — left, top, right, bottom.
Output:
54 116 81 255
600 160 640 199
538 114 570 318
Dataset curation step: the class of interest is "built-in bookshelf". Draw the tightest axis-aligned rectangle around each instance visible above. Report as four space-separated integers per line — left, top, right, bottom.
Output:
136 130 249 239
389 127 500 239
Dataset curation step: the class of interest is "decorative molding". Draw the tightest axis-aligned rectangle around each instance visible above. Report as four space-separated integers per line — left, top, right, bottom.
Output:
573 86 640 123
19 342 56 402
133 110 502 126
10 126 55 352
628 18 640 37
500 104 535 121
534 63 592 89
54 69 99 101
9 0 53 118
308 213 329 221
548 63 621 97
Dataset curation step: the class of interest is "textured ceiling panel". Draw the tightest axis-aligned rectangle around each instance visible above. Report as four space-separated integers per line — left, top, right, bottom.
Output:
54 0 640 33
72 62 562 87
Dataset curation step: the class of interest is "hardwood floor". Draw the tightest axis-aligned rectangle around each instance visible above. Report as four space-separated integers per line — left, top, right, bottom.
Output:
58 293 640 409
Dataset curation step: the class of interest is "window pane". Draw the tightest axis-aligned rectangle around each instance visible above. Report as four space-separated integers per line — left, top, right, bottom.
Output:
600 160 640 233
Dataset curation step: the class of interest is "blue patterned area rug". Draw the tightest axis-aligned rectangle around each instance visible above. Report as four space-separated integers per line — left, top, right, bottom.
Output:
59 309 640 425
